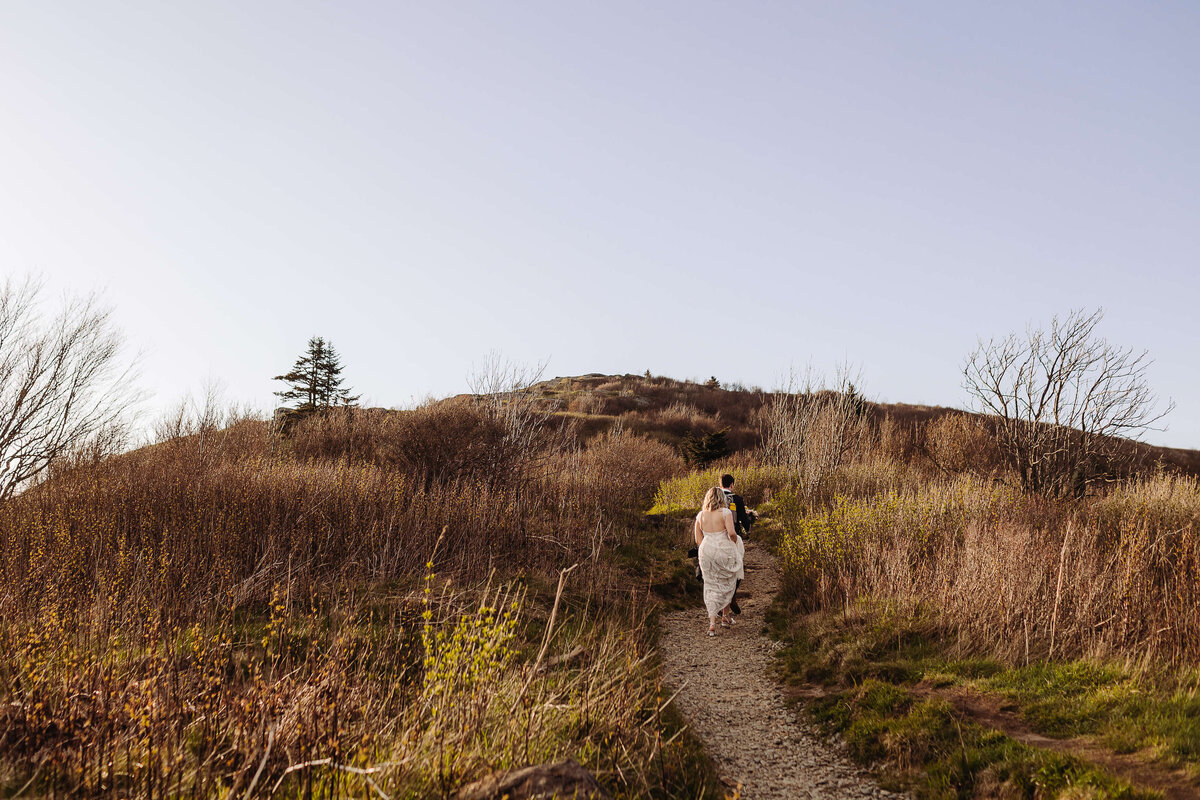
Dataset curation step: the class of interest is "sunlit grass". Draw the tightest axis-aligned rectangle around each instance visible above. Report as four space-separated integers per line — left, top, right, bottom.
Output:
0 411 714 798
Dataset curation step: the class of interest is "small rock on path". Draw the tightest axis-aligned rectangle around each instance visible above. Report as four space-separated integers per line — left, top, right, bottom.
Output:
660 540 900 800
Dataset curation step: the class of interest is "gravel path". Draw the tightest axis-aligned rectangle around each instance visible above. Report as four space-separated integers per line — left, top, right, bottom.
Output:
660 540 900 800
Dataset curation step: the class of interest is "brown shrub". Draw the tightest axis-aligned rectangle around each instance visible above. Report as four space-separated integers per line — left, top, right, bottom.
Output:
876 415 922 465
379 400 512 486
566 392 606 415
576 427 687 518
922 411 1006 478
535 427 686 546
286 400 567 492
596 393 644 415
286 406 400 462
651 402 712 437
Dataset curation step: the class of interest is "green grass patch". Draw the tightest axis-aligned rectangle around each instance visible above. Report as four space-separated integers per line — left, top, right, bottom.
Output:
823 685 1154 800
621 509 706 610
772 599 1200 796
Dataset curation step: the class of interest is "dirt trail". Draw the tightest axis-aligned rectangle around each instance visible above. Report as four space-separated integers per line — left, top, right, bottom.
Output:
660 541 900 800
914 685 1200 800
661 540 1199 800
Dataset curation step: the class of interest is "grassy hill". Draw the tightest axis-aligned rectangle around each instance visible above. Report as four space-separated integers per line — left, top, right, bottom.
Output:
0 382 708 799
489 372 1200 476
2 371 1198 798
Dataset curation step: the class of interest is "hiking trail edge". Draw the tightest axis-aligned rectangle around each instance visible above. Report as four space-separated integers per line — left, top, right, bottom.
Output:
660 540 902 800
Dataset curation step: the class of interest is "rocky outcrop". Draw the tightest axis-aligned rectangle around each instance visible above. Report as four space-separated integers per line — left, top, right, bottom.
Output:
455 759 610 800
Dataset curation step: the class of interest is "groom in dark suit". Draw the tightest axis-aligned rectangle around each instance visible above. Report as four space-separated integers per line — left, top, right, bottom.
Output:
720 473 754 540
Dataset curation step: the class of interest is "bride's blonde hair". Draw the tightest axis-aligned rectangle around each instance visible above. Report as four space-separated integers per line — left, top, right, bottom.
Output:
702 486 728 512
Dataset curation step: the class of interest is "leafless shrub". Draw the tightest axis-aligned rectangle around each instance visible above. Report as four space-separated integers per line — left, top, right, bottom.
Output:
964 308 1174 496
286 405 399 463
0 278 138 499
380 400 507 486
655 402 710 432
761 366 870 495
575 426 686 519
876 415 920 464
467 353 569 486
283 402 507 485
150 382 269 473
284 355 570 490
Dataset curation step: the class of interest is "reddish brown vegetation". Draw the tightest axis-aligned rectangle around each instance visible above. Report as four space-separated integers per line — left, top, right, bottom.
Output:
0 395 688 797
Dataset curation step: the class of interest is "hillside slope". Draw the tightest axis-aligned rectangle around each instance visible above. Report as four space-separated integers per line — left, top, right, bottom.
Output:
478 373 1200 476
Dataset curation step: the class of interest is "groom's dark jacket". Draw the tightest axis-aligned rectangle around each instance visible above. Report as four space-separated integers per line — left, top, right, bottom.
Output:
721 488 753 536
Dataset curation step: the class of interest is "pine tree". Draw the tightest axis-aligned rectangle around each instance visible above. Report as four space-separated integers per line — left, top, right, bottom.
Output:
274 337 359 411
845 382 868 418
680 428 731 466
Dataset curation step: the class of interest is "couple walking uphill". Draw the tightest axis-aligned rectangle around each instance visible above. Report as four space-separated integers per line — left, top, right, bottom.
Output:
693 474 755 637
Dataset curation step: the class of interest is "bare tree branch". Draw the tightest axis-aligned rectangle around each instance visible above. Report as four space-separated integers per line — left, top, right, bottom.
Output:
963 308 1173 496
466 352 565 489
760 363 869 495
0 278 138 499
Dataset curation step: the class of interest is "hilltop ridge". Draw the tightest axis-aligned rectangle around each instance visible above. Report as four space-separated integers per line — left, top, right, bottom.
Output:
460 372 1200 476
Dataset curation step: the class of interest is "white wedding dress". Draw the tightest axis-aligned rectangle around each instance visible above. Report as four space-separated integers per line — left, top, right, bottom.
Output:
697 508 745 619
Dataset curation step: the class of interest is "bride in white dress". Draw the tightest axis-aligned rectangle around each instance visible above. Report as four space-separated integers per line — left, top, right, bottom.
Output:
694 486 745 636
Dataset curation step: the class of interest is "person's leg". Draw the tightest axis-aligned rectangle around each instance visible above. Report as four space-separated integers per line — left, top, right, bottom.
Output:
730 579 742 615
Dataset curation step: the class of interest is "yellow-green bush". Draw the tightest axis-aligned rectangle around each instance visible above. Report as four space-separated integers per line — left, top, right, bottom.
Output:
778 478 1010 610
649 464 795 513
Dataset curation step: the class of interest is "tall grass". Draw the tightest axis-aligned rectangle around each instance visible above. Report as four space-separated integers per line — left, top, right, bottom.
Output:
0 565 674 798
652 402 1200 667
777 470 1200 664
0 404 695 797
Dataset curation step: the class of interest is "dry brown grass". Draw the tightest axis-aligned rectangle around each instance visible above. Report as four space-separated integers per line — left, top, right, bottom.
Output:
0 403 692 797
778 469 1200 664
919 411 1005 478
529 374 772 453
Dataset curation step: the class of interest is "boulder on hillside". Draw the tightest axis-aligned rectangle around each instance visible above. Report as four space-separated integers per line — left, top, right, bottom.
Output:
455 759 610 800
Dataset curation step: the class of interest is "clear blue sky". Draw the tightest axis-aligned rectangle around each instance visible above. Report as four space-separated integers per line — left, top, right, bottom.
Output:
2 2 1197 447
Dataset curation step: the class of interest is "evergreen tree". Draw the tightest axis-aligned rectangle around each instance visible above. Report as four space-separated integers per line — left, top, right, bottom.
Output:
680 428 731 466
845 382 868 418
274 337 359 411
